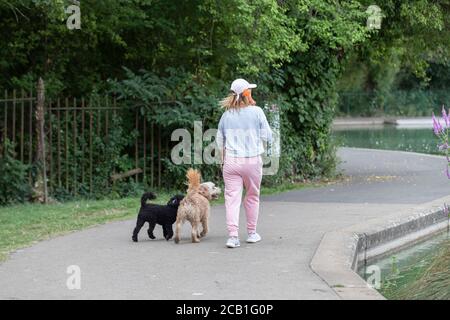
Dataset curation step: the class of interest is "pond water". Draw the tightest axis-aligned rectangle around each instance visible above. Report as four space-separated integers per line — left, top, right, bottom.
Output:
336 124 449 299
333 125 439 155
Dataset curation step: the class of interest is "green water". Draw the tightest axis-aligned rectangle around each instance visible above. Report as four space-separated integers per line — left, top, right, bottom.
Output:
358 233 450 300
333 125 439 155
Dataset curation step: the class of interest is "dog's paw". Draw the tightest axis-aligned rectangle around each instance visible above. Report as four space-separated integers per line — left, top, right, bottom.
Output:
132 236 138 242
174 237 180 244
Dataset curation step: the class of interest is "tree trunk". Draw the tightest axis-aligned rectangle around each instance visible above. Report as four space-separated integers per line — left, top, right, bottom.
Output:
34 78 48 204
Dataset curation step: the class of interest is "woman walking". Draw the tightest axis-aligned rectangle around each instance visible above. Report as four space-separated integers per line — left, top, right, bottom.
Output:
217 79 273 248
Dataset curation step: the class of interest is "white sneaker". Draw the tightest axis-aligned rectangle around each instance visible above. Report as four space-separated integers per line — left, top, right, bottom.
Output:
226 237 240 248
246 232 261 243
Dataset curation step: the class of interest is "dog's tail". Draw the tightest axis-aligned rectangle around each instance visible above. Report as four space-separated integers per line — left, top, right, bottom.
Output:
141 192 157 206
186 168 201 192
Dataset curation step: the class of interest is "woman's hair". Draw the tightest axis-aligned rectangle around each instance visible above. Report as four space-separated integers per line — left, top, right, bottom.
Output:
220 91 252 110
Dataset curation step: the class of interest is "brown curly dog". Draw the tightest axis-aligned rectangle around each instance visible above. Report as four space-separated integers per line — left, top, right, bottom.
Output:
174 169 221 244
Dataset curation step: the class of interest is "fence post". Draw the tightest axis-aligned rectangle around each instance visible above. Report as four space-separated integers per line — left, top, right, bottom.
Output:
35 78 48 204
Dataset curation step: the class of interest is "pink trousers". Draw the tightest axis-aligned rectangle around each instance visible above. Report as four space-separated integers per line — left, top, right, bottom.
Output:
223 155 263 237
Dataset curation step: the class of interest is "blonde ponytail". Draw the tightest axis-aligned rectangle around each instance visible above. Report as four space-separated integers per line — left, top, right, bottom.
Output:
220 92 252 110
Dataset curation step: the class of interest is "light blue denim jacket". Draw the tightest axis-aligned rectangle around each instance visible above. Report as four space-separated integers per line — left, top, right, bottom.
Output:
216 106 273 157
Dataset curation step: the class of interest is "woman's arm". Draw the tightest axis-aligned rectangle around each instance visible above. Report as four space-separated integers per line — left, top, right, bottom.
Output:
219 148 225 167
216 116 226 165
259 109 273 143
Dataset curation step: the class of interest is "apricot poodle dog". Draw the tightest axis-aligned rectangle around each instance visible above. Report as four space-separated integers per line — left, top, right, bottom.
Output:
174 169 221 244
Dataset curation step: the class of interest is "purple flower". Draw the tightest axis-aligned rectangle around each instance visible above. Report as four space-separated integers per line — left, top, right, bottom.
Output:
432 113 443 135
445 155 450 178
446 166 450 179
439 143 449 151
442 106 449 128
444 203 449 216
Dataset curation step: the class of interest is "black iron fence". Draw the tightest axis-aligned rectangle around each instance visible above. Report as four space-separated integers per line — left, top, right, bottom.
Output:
0 81 169 201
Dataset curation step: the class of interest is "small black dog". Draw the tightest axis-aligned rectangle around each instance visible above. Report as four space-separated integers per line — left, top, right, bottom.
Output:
132 192 184 242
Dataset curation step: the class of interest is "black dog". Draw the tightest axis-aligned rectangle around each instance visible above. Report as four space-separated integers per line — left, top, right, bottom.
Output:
132 192 184 242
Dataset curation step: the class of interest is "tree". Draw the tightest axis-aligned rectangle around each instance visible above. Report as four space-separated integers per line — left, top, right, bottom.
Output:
339 1 450 93
1 0 448 187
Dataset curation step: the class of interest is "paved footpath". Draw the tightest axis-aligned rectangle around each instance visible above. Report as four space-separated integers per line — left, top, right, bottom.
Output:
0 148 449 300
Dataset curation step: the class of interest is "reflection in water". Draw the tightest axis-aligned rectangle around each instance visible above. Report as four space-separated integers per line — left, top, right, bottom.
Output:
333 125 438 155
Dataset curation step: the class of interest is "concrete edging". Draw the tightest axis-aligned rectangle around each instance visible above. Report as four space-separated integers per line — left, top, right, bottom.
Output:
333 117 432 128
310 195 450 300
340 146 446 161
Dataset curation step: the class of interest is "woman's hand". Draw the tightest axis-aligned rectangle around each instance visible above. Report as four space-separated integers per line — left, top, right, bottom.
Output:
219 148 225 174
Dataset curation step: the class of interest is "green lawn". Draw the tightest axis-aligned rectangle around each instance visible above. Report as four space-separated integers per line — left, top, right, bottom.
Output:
0 180 331 262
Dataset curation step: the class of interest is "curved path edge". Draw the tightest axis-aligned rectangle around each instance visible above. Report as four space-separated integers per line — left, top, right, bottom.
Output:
310 194 450 300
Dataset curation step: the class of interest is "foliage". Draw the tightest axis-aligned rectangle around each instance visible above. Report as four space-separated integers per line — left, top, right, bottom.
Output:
432 107 450 179
1 1 449 196
337 0 450 114
338 89 450 116
109 67 224 128
46 94 140 200
271 0 369 180
380 238 450 300
0 140 31 205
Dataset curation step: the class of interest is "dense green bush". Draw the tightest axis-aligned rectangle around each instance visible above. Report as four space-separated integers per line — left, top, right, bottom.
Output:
0 1 448 199
110 68 225 189
46 93 141 200
0 140 31 205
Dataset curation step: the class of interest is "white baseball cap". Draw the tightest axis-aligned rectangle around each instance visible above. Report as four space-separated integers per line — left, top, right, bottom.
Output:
230 79 257 99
